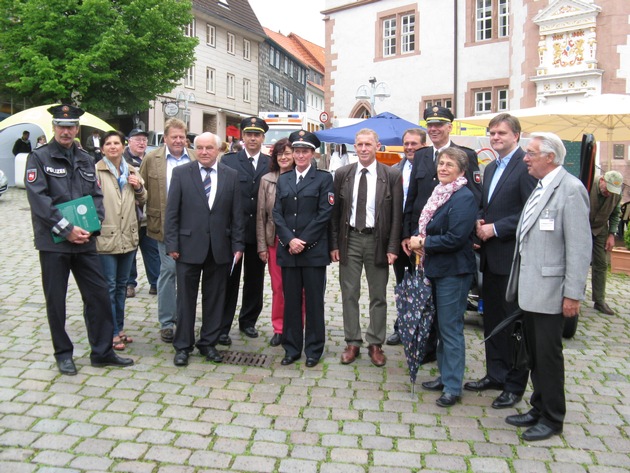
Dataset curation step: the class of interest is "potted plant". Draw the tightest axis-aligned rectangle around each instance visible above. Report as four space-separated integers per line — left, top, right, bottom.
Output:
611 226 630 275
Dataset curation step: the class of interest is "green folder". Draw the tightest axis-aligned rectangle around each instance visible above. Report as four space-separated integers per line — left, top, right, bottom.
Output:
52 195 101 243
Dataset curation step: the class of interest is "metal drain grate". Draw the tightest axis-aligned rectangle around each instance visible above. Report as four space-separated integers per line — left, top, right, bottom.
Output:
221 351 273 368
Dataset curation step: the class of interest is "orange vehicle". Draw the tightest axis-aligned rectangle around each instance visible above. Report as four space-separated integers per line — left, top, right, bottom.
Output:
375 150 402 166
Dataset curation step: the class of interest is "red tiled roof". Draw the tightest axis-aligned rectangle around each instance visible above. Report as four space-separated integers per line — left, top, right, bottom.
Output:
288 33 325 73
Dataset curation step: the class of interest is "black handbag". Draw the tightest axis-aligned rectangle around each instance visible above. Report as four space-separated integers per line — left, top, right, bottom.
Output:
511 319 529 371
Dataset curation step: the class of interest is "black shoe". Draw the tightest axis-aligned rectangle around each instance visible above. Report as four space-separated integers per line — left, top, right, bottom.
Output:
91 353 134 368
492 391 523 409
270 333 282 347
205 347 223 363
522 423 562 441
149 285 157 295
160 328 174 343
464 376 503 392
305 357 319 368
240 326 259 338
506 411 539 427
57 359 77 376
281 354 300 366
217 334 232 346
436 393 460 407
174 350 189 366
421 378 444 391
594 301 614 315
421 351 437 364
386 332 401 345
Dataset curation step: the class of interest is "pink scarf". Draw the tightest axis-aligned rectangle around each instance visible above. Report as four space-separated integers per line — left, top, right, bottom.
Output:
417 176 468 238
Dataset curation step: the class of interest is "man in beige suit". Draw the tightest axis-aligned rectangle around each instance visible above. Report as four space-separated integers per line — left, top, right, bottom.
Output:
139 118 195 343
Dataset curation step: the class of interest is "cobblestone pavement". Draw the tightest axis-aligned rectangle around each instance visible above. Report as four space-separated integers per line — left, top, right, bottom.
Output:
0 187 629 473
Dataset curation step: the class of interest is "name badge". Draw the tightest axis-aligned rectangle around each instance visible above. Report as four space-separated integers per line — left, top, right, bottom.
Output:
539 218 554 231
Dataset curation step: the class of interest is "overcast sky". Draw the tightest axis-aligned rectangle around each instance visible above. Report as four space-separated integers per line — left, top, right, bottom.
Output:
248 0 326 46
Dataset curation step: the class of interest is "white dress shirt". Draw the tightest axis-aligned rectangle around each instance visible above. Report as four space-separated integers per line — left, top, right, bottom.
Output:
350 160 377 228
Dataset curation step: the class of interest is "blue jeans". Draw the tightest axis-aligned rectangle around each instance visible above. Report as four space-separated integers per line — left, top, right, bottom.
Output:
127 226 160 287
157 241 177 329
432 274 473 396
99 252 135 335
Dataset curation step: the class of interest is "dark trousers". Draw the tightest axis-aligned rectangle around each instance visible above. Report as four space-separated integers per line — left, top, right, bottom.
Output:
523 311 566 430
39 251 115 361
281 266 326 360
221 242 265 334
482 271 529 394
173 251 229 352
128 226 160 288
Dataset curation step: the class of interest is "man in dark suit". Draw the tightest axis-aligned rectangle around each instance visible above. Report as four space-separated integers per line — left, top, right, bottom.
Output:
505 132 591 441
330 128 403 367
164 132 244 366
401 106 482 362
273 130 333 368
464 114 537 408
85 129 103 162
387 128 427 346
219 117 270 343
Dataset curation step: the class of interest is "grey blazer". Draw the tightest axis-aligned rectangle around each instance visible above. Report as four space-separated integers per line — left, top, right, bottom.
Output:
506 167 591 314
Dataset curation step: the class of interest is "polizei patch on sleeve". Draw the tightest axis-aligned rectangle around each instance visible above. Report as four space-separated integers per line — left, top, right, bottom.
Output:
26 168 37 183
473 171 481 184
328 192 335 205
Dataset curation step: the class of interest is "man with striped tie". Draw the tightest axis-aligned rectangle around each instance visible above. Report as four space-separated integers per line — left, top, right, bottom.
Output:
505 132 591 442
164 133 244 367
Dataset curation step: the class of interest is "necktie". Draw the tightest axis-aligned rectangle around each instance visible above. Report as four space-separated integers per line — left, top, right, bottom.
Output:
249 156 255 171
519 181 543 251
202 167 212 198
298 174 303 186
434 148 439 164
355 168 368 231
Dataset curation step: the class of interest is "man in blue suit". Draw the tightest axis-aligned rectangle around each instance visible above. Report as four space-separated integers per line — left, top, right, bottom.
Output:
505 132 591 441
165 133 244 366
464 114 536 408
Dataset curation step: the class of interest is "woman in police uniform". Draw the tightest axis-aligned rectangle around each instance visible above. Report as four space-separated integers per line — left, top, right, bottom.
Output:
272 130 333 368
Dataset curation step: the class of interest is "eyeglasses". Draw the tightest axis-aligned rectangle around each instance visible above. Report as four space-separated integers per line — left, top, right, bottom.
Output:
525 150 547 157
130 137 148 143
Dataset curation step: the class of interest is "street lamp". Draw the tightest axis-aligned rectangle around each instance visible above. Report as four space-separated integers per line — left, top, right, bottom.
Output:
355 77 391 117
176 91 196 127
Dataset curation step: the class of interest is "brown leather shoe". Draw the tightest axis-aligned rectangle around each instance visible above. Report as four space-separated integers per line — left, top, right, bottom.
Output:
368 344 386 367
340 345 360 364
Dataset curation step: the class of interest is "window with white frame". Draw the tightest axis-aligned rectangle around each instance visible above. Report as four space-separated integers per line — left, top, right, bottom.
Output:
383 17 396 57
424 97 453 110
274 84 280 104
243 39 251 60
206 24 215 47
184 66 194 88
227 73 235 99
269 82 274 103
243 78 251 103
284 57 289 75
474 0 509 42
184 19 195 38
227 32 235 55
497 88 508 111
269 46 275 66
401 14 415 54
206 67 215 94
475 90 492 114
283 88 289 108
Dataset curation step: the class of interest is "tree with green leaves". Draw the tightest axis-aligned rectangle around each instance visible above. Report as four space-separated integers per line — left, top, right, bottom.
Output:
0 0 198 114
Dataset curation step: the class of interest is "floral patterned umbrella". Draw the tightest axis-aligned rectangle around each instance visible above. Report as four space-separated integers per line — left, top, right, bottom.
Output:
394 260 435 395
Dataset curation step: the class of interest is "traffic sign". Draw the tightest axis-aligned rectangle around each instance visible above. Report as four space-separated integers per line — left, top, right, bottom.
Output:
319 111 329 123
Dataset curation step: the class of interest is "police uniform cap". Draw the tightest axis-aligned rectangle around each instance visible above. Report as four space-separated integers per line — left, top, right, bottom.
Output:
423 106 454 124
289 130 320 149
241 116 269 134
48 104 85 126
603 170 623 195
128 128 149 138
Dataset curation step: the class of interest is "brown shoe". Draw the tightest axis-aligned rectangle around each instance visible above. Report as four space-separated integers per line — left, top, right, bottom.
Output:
368 344 386 367
340 345 360 364
126 285 136 298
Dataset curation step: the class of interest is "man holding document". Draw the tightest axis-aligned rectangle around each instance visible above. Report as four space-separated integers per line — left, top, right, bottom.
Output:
24 104 134 375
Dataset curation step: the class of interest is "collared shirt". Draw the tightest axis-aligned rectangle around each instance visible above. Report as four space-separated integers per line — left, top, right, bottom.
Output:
166 145 191 193
350 160 377 228
540 165 562 192
401 158 413 209
199 162 218 210
488 147 518 202
296 165 311 184
247 150 261 170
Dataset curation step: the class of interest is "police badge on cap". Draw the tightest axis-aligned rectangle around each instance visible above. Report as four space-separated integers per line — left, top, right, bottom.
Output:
289 130 321 149
48 104 85 126
240 116 269 134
